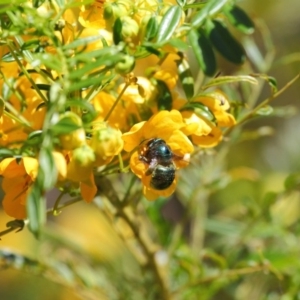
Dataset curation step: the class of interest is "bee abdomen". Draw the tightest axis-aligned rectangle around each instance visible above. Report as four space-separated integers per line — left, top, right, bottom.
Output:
150 164 176 190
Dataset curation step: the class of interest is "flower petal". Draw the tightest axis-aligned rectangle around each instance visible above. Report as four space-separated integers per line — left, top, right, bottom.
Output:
81 173 97 203
0 158 26 178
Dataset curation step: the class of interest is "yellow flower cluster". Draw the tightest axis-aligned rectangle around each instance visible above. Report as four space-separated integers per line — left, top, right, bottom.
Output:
0 0 236 220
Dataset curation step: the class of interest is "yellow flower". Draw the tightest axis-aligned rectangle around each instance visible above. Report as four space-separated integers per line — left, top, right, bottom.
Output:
0 157 38 219
122 110 193 200
92 91 128 130
77 28 112 53
0 73 46 147
0 152 67 219
133 0 158 24
153 69 178 91
79 0 106 29
118 77 155 104
177 91 236 148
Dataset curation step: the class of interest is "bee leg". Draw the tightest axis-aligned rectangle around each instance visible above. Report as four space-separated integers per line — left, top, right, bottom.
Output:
145 159 158 176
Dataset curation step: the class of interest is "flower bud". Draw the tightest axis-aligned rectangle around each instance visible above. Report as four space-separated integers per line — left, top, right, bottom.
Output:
119 16 139 42
72 144 95 167
104 0 131 30
58 112 86 150
115 55 135 75
90 126 124 166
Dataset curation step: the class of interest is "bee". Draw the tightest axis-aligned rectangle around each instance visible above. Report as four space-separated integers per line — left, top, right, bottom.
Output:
138 138 176 190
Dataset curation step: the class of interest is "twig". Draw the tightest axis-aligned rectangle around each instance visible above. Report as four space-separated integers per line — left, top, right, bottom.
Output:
95 176 171 300
224 73 300 136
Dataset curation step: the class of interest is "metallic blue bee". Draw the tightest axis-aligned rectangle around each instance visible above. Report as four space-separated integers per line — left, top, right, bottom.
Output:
138 138 176 190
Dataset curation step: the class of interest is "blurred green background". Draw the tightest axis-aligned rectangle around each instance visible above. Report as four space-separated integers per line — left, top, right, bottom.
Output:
1 0 300 299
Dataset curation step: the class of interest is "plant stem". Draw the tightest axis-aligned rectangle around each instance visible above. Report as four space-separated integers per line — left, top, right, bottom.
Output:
171 264 270 296
95 176 171 300
224 73 300 136
104 80 130 122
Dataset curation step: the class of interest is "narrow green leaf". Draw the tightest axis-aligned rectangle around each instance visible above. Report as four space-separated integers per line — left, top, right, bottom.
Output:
71 46 122 63
31 53 63 72
156 80 173 110
189 29 216 77
176 54 194 99
269 105 297 118
27 186 45 239
21 39 40 50
62 35 103 51
145 16 159 41
156 6 182 43
143 46 162 57
255 105 273 116
208 20 245 64
0 148 15 159
181 102 216 122
191 0 228 28
38 148 57 190
67 75 108 92
26 130 43 145
113 17 123 45
1 51 23 62
201 75 258 89
251 73 278 93
176 0 186 7
34 84 51 91
168 38 189 51
68 55 118 80
51 119 81 135
224 5 255 34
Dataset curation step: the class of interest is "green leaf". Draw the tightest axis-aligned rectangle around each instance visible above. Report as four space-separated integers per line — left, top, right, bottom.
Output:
38 148 57 190
168 38 189 52
31 53 63 72
68 54 120 80
113 17 123 45
65 99 95 113
34 84 51 91
285 173 300 190
0 148 15 159
176 54 194 99
251 73 278 93
255 105 273 116
261 192 278 216
26 130 43 145
224 5 255 34
1 51 23 62
189 29 216 77
143 46 161 57
191 0 228 28
208 19 245 64
269 105 297 118
176 0 186 7
156 6 182 43
145 16 158 41
201 75 258 89
67 74 109 92
71 46 122 63
156 80 173 110
63 36 104 51
181 102 216 122
51 119 82 135
27 186 45 239
21 39 40 50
